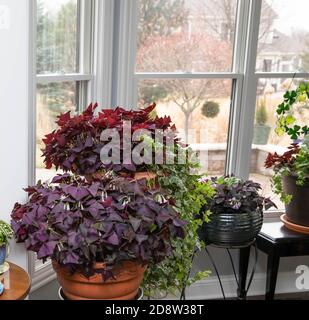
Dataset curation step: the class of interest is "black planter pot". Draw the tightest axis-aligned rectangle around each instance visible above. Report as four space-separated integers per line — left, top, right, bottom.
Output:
200 211 263 248
283 175 309 227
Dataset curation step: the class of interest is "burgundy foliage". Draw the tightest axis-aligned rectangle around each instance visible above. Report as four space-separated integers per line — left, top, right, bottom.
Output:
265 143 301 170
201 176 277 215
42 103 178 176
11 174 186 278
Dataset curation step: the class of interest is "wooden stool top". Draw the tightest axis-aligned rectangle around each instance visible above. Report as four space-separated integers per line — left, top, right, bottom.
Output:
257 221 309 257
259 221 309 244
0 262 31 300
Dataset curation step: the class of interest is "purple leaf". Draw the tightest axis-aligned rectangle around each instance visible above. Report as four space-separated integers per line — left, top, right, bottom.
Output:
88 183 100 197
129 216 141 232
63 251 80 264
106 232 120 246
37 241 57 259
135 234 148 244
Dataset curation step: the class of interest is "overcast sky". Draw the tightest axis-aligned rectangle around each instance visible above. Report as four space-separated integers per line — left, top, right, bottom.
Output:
267 0 309 35
42 0 309 36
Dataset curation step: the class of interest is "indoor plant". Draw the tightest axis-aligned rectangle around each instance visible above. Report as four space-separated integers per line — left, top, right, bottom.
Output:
265 141 309 226
41 103 213 299
42 103 177 177
199 176 276 248
265 81 309 227
253 98 271 145
0 220 13 269
11 174 186 300
144 150 214 299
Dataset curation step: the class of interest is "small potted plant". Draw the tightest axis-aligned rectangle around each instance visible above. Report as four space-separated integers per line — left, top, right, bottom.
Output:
253 98 271 145
199 176 276 248
0 220 13 271
265 141 309 227
265 81 309 227
11 174 186 300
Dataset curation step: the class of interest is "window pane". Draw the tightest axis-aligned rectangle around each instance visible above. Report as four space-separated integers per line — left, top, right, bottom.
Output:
250 78 309 210
36 81 79 181
136 0 238 72
257 0 309 72
37 0 79 74
138 79 233 175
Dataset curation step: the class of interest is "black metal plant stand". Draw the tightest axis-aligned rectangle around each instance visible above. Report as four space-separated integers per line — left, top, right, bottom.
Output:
204 240 258 300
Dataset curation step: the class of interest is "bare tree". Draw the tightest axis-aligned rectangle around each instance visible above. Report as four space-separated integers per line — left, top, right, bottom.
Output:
137 32 231 141
197 0 277 52
138 0 188 47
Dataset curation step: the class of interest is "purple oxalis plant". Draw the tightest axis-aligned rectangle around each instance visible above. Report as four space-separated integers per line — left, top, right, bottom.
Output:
11 174 186 279
200 176 277 215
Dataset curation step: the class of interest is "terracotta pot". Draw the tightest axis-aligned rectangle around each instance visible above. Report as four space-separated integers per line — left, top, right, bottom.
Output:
52 260 147 300
133 171 157 181
85 171 157 182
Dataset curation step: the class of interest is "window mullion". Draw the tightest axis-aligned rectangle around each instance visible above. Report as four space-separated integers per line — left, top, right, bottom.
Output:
234 0 262 179
225 0 250 174
115 0 138 108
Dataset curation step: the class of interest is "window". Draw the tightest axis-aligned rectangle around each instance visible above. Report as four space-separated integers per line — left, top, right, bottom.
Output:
35 0 93 181
135 0 239 176
128 0 309 209
250 0 309 210
256 0 309 73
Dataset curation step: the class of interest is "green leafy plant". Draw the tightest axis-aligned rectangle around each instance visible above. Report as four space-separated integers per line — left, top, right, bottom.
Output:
142 140 215 299
275 82 309 140
265 141 309 204
201 101 220 119
0 221 13 245
255 99 268 125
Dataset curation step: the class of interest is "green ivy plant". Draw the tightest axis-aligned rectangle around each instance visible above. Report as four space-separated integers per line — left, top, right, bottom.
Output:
141 138 215 299
0 220 13 246
275 82 309 140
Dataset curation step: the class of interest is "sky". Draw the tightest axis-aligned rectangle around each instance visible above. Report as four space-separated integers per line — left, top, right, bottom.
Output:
269 0 309 35
41 0 309 36
42 0 73 13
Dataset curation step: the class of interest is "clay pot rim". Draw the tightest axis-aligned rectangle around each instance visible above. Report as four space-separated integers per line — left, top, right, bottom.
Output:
52 259 147 275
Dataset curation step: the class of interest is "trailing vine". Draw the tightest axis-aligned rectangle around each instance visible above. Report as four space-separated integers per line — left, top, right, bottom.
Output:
275 81 309 140
141 139 215 298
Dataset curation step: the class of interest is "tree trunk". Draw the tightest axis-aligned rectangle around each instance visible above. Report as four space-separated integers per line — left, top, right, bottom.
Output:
184 112 191 144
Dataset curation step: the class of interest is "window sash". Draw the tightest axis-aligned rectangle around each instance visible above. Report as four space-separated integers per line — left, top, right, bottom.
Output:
36 73 93 83
134 73 242 80
28 0 95 288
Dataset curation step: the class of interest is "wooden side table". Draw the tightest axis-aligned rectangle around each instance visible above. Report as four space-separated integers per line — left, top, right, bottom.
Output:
238 221 309 300
0 262 31 300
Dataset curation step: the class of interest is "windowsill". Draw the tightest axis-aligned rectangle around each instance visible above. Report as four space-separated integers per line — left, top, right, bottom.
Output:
264 210 284 221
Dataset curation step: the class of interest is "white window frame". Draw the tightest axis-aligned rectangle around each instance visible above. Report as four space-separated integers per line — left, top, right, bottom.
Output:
116 0 309 213
116 0 257 177
27 0 102 291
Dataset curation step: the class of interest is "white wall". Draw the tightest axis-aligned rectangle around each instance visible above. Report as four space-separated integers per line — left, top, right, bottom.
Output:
0 0 30 270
